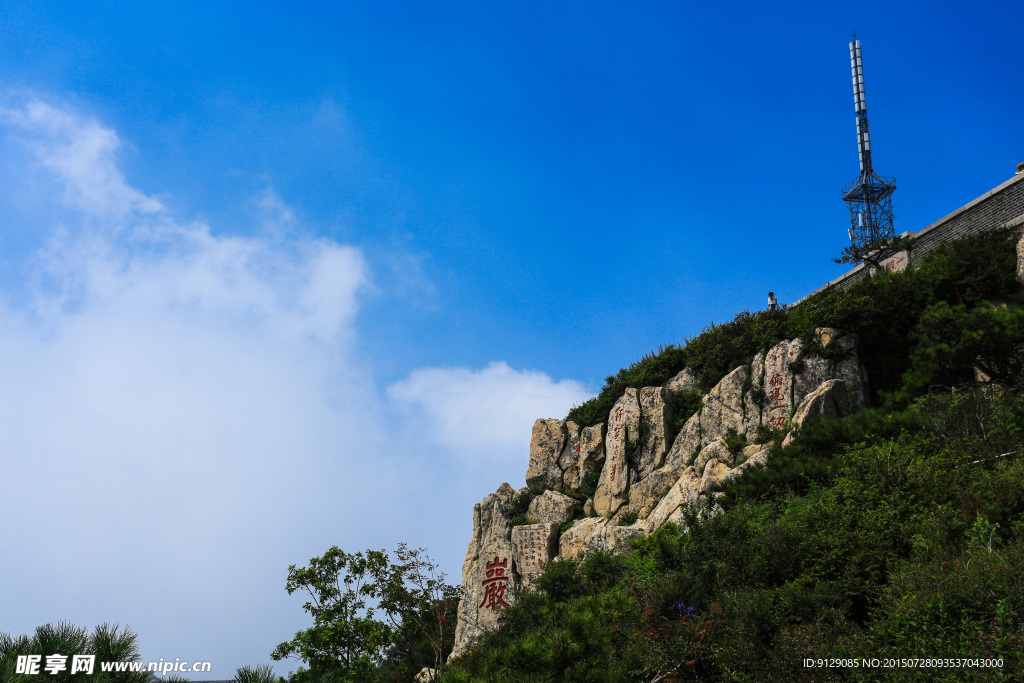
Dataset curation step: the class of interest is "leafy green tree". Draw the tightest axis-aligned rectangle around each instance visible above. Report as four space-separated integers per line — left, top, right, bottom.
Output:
372 544 461 680
272 547 392 683
273 545 460 683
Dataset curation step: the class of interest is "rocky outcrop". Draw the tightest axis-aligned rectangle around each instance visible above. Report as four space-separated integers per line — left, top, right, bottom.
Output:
525 419 605 495
559 517 645 560
452 329 871 658
781 378 853 447
525 419 567 491
414 667 436 683
450 483 517 659
569 423 606 494
527 490 576 524
641 446 770 533
663 328 868 474
592 387 676 518
609 467 677 524
664 367 700 392
637 387 675 479
593 389 640 517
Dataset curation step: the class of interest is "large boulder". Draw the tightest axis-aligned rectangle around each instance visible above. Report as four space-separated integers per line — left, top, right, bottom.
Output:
558 517 607 560
450 483 517 660
556 421 582 491
609 467 678 525
528 490 576 524
414 667 436 683
692 439 733 475
641 446 770 533
663 365 750 474
793 329 869 413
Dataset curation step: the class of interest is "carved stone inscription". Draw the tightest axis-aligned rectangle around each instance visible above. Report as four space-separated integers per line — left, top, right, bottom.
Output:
766 371 787 428
510 522 559 590
478 557 510 610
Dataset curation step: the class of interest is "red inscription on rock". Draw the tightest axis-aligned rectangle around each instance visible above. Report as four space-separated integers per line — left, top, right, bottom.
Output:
479 557 510 610
764 372 788 430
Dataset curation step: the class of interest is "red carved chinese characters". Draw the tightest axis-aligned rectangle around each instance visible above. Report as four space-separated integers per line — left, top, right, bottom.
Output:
608 408 627 482
766 372 787 428
479 557 510 609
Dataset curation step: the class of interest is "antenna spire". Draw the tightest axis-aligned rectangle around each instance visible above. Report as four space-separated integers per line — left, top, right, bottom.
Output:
841 37 897 254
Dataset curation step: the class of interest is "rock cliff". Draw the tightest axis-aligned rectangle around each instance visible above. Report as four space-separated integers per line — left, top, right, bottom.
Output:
448 327 869 659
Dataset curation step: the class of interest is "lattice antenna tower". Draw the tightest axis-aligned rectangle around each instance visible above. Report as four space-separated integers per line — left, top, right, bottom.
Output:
842 34 896 252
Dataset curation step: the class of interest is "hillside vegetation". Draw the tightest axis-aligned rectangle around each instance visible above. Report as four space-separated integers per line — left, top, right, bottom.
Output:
443 227 1024 681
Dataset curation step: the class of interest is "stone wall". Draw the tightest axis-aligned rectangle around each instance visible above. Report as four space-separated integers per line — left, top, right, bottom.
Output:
797 171 1024 302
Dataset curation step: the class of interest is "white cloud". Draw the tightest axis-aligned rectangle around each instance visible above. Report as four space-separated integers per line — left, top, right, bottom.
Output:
388 361 590 464
1 99 164 218
0 98 592 678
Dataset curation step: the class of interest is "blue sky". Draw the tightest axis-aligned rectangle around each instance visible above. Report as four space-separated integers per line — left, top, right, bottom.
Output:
0 0 1021 678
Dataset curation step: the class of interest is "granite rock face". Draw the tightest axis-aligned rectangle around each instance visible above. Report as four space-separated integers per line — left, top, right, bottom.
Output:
450 483 517 660
637 387 675 479
781 378 854 447
572 423 606 495
528 490 576 524
452 329 873 658
525 419 605 495
558 517 645 560
641 447 771 533
664 367 701 392
525 419 567 491
663 329 868 474
511 522 559 589
593 389 641 517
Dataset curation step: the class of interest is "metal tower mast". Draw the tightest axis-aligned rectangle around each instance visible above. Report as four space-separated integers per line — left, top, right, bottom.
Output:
841 36 896 251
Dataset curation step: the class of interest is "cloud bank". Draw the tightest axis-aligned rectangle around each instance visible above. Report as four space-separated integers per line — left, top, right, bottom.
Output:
0 98 591 677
